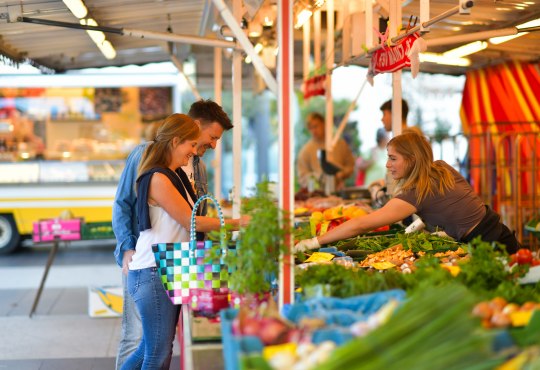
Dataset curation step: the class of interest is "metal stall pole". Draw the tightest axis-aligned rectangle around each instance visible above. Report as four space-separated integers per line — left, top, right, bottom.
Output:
213 47 223 200
389 0 403 137
324 0 335 195
30 239 60 317
231 0 243 219
515 134 523 242
278 0 294 309
494 132 514 232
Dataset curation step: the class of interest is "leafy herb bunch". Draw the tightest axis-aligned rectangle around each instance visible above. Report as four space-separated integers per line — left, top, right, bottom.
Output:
225 181 291 295
331 231 461 253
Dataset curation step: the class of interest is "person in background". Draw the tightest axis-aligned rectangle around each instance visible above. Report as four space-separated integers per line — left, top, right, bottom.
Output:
113 99 233 370
297 112 355 190
380 98 409 133
121 114 246 369
294 130 520 255
369 98 412 199
358 128 389 187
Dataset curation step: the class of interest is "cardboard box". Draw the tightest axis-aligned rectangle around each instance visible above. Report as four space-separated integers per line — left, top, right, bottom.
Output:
192 315 222 340
88 286 123 318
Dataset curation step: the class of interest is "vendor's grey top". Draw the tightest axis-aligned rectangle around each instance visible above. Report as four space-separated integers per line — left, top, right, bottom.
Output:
395 160 486 240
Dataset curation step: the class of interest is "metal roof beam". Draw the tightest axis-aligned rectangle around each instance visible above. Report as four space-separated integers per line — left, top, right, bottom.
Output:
19 17 237 49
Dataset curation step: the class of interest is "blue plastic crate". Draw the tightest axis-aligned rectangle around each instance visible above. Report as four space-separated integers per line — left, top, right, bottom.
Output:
220 289 406 370
284 289 406 325
220 309 265 370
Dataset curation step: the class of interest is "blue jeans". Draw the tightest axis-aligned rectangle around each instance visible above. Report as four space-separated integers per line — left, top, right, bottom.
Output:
121 268 180 370
116 273 142 370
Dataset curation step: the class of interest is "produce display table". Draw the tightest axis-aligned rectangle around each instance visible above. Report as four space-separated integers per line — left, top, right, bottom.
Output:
179 305 223 370
222 229 540 369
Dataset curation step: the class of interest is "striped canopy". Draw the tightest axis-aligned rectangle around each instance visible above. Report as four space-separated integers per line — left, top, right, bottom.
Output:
460 61 540 234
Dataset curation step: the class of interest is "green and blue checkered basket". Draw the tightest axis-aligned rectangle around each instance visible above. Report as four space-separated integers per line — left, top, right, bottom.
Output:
152 194 232 305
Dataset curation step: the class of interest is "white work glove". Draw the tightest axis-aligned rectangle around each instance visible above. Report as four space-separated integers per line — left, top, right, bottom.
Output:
404 218 425 234
293 237 321 253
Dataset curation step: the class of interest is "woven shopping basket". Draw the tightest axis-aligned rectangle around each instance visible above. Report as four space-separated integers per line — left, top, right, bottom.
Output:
152 194 232 305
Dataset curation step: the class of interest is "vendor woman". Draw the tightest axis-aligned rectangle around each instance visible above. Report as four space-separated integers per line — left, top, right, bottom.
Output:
294 130 520 254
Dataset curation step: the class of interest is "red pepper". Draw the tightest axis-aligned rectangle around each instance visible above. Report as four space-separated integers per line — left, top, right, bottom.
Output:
327 220 341 231
516 248 533 265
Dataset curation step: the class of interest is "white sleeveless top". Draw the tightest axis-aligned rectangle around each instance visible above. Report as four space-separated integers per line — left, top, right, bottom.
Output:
129 176 194 270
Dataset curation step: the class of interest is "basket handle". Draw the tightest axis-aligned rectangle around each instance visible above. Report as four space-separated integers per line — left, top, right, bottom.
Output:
189 194 226 248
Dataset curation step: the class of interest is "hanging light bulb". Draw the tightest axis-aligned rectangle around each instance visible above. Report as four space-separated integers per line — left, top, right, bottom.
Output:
443 41 487 58
420 52 471 66
254 43 264 54
62 0 88 18
79 18 116 59
489 17 540 45
97 40 117 60
81 19 106 44
295 9 313 29
248 23 263 37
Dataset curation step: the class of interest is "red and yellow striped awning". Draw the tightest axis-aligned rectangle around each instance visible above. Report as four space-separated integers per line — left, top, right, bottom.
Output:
460 61 540 206
461 61 540 133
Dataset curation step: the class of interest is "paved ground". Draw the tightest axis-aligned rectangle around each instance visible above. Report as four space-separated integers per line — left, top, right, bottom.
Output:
0 241 189 370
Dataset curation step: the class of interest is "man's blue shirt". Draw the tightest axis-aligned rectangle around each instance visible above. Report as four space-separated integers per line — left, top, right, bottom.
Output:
112 143 146 267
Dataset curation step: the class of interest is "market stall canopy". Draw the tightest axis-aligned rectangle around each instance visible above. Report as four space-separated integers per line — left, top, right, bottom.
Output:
460 60 540 241
0 0 539 86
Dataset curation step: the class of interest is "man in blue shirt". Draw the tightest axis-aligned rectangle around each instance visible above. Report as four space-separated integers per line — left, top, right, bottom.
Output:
112 99 233 369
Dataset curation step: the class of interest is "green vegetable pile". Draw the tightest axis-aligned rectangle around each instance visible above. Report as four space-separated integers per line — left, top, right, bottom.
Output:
318 283 503 370
330 231 463 256
456 238 540 304
296 263 406 298
296 237 540 304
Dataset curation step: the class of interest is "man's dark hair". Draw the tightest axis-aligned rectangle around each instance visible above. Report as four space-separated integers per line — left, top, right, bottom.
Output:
379 99 409 121
188 99 233 130
306 112 325 124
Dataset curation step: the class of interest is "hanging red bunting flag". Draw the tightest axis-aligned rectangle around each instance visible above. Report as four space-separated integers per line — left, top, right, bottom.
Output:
371 33 420 75
302 74 327 100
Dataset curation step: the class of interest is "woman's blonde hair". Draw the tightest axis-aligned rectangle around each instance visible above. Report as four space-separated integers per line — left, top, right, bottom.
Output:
388 131 454 204
138 113 200 177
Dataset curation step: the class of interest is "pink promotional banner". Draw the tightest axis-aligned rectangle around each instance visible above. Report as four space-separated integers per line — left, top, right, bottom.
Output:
371 33 420 74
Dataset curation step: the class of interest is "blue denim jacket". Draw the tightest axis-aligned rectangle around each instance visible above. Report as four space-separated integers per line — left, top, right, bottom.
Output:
112 143 146 267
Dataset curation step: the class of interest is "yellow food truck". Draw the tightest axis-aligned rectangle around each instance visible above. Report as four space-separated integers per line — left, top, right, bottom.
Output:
0 160 123 254
0 72 183 254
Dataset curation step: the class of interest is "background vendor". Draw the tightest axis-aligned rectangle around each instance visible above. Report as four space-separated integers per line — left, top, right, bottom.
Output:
296 112 355 191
